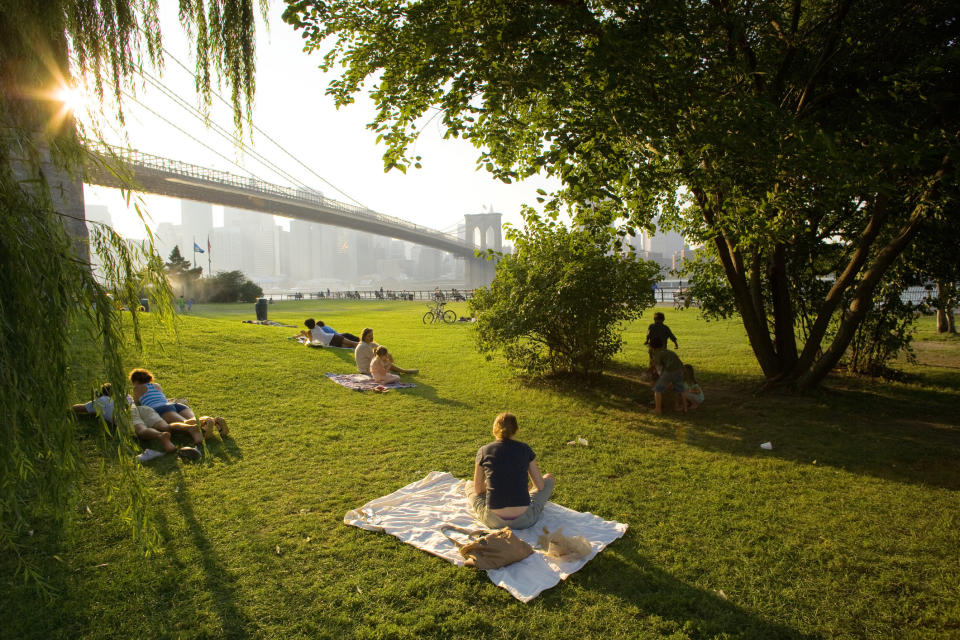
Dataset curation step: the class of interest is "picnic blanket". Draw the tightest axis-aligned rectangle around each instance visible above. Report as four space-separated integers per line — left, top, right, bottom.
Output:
344 471 628 601
293 336 353 349
243 320 297 327
325 372 416 391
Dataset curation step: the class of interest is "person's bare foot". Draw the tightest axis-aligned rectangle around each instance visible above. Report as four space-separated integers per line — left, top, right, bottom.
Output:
159 431 177 454
199 416 216 439
187 425 203 445
214 416 229 437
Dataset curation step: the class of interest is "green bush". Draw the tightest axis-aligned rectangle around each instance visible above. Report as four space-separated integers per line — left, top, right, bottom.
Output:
201 271 263 303
470 216 660 376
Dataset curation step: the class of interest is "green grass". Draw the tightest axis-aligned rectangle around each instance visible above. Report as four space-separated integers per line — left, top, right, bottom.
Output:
4 302 960 639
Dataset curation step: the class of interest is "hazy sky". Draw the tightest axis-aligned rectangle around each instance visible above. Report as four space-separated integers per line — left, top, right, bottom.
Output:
82 3 558 239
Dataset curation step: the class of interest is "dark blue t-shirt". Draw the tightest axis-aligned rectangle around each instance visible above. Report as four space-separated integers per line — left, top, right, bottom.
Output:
475 439 536 509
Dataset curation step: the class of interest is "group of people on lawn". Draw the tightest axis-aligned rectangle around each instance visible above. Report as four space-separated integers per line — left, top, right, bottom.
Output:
644 311 705 415
298 318 418 385
72 368 230 463
74 309 701 533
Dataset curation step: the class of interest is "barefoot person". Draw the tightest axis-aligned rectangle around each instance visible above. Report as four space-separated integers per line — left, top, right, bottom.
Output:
649 337 685 414
467 412 555 530
369 346 402 385
354 328 418 375
72 383 201 461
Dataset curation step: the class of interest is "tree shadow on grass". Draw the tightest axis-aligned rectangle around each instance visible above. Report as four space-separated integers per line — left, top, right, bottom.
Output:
540 545 815 639
151 470 253 637
407 379 471 408
532 364 960 491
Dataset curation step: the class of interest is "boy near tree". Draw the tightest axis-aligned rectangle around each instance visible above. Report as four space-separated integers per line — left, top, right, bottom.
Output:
649 336 685 414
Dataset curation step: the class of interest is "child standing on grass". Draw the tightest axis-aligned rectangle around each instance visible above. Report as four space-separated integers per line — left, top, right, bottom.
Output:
649 336 685 414
645 312 679 350
370 346 401 385
681 364 705 411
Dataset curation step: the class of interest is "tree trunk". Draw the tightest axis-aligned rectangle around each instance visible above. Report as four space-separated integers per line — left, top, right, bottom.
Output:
936 281 957 334
769 244 798 370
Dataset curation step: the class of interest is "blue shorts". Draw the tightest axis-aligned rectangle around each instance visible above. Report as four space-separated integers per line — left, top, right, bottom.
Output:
154 402 188 416
653 369 685 393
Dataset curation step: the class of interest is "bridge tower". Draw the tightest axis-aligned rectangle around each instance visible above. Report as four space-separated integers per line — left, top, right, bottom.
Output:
463 212 502 288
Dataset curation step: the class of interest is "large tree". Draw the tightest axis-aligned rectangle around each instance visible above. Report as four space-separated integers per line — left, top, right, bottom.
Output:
0 1 264 581
284 0 958 389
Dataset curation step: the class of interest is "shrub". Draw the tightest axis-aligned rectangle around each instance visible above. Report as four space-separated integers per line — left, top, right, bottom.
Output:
201 271 263 303
470 215 660 376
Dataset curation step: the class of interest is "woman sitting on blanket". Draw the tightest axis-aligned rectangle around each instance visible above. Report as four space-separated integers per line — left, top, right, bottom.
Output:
354 328 418 376
467 412 555 530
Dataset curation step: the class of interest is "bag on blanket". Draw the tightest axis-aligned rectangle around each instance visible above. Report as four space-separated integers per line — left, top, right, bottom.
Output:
441 525 534 570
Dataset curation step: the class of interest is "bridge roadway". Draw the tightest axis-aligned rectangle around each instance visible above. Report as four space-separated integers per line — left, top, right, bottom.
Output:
84 146 477 258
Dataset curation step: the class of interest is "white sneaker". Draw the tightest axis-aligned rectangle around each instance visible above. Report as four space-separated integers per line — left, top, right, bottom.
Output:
136 449 164 463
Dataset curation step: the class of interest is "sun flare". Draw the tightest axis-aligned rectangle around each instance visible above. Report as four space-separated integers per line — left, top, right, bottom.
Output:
55 85 89 114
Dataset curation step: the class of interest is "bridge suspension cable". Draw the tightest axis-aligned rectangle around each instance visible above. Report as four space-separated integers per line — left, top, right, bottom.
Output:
155 43 368 208
137 68 319 196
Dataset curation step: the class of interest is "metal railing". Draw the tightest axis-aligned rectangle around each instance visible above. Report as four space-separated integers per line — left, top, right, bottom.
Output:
89 144 471 248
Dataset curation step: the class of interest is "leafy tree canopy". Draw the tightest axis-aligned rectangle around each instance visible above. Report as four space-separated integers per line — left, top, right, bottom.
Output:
285 0 959 389
470 212 659 377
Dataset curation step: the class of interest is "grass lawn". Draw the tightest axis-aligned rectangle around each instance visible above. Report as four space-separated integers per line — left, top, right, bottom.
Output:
4 301 960 639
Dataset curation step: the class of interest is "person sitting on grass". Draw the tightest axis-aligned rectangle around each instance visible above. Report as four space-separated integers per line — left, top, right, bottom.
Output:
354 328 419 376
467 412 554 530
649 336 685 414
299 318 360 348
681 364 705 411
369 346 401 385
72 383 201 462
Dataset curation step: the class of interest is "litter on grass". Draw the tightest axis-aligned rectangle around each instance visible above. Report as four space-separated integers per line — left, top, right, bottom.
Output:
760 441 773 450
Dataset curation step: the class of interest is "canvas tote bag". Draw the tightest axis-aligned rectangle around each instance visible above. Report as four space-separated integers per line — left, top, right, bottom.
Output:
441 525 534 570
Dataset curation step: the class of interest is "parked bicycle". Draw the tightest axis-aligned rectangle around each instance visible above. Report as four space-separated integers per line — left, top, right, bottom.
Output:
423 300 457 324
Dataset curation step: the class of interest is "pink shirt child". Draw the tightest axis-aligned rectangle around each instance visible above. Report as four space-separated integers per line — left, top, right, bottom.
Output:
370 350 400 384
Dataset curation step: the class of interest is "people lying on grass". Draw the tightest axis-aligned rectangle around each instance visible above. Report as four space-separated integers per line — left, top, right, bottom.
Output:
298 318 360 348
649 336 686 415
644 311 679 350
369 346 402 385
129 368 229 441
468 412 555 530
681 364 705 411
354 328 419 376
72 383 201 461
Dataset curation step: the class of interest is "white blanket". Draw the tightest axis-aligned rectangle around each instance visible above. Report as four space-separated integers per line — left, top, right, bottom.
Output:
343 471 628 602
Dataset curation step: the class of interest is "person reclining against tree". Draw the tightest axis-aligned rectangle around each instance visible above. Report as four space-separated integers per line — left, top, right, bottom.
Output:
354 327 419 376
648 336 685 414
72 383 201 461
299 318 360 348
467 412 555 530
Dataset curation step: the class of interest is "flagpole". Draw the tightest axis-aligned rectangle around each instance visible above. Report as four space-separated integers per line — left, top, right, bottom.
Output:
207 235 211 276
192 236 197 268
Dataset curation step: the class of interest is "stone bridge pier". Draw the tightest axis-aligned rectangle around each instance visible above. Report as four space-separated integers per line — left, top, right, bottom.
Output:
463 213 502 289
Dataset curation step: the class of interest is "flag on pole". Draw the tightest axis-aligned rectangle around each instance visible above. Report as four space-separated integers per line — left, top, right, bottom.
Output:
193 242 205 254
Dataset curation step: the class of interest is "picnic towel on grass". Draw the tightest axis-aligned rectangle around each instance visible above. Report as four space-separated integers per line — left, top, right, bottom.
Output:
325 372 416 391
295 336 353 348
344 471 627 601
